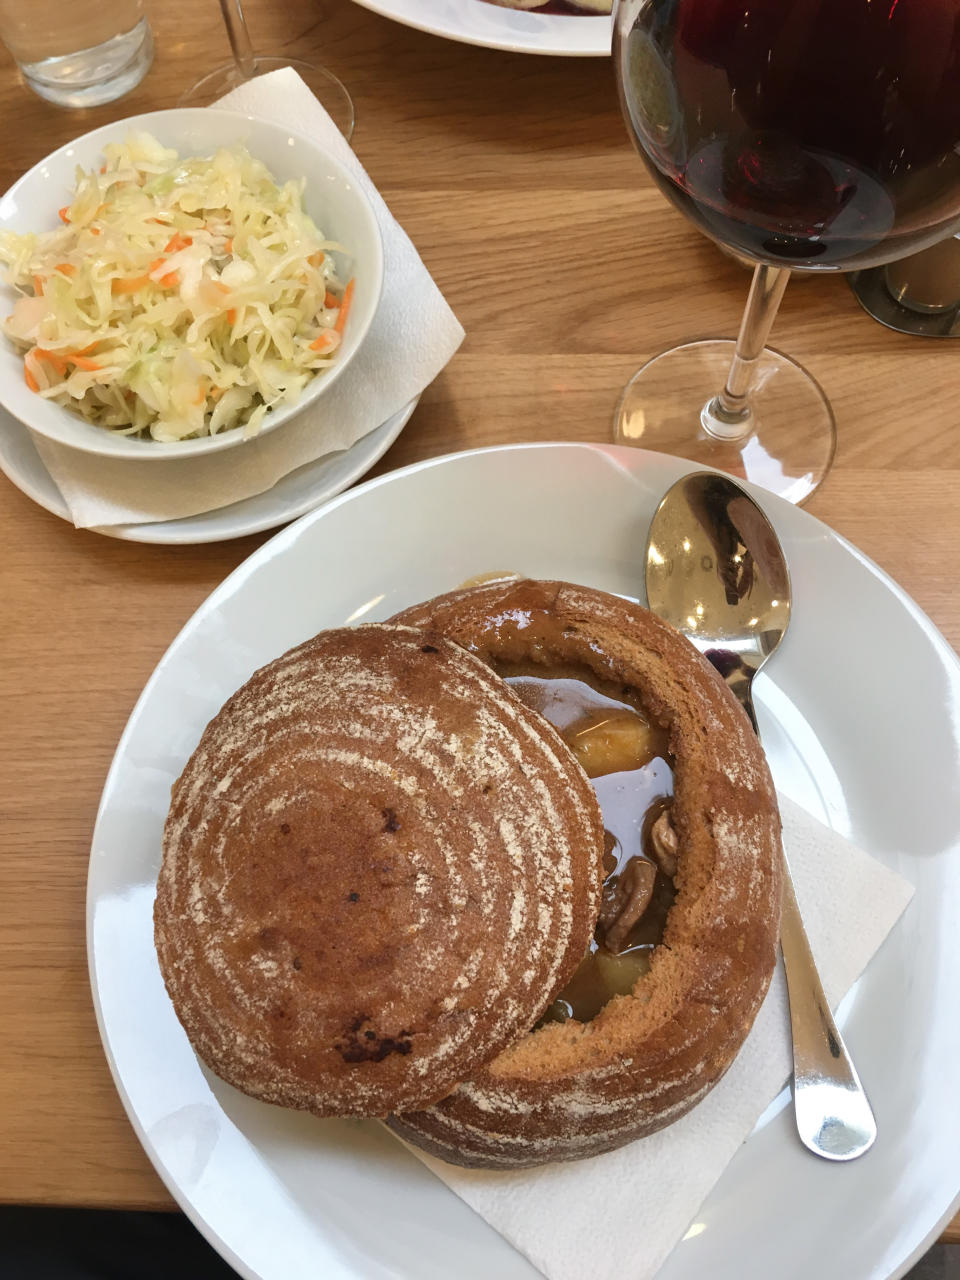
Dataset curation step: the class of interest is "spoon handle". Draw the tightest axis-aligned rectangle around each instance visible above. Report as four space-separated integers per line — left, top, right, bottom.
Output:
743 685 876 1159
779 861 878 1160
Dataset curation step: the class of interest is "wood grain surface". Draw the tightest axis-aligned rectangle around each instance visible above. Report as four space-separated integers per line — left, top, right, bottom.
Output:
0 0 957 1250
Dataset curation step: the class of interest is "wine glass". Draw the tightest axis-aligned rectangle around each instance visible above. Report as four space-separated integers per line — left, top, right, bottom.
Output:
613 0 960 502
180 0 354 140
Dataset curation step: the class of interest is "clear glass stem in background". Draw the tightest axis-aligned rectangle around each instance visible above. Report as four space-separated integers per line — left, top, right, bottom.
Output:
219 0 256 79
179 1 354 139
702 264 791 440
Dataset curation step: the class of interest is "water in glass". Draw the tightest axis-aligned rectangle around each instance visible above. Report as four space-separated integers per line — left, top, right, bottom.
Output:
0 0 152 107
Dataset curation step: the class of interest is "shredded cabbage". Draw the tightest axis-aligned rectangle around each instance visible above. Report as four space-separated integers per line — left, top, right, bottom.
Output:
0 131 353 442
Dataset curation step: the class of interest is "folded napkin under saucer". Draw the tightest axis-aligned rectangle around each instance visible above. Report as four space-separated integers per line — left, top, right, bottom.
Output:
392 793 914 1280
30 68 464 530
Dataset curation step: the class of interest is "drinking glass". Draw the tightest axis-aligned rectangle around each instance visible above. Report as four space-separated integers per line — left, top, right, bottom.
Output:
613 0 960 502
0 0 152 107
180 0 354 141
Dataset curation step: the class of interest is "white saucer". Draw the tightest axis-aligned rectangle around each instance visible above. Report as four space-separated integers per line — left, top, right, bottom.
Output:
0 399 418 544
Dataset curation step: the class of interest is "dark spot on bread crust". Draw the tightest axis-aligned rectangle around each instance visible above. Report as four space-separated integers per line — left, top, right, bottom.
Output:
336 1015 413 1064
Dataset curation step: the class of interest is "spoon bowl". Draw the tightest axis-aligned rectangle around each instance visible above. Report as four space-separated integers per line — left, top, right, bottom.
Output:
645 470 790 729
645 470 877 1163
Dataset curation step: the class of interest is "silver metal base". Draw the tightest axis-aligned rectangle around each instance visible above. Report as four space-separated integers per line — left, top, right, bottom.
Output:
849 268 960 338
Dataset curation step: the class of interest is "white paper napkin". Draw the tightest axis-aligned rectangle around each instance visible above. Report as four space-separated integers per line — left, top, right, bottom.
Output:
31 69 464 529
395 795 914 1280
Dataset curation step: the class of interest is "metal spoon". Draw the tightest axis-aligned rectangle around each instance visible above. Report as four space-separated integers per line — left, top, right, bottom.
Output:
645 470 877 1162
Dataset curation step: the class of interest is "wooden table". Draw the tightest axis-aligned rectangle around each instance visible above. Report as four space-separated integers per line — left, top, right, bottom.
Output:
1 0 957 1251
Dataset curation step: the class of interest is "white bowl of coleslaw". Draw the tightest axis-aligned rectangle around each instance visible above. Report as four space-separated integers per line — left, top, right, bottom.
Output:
0 109 383 459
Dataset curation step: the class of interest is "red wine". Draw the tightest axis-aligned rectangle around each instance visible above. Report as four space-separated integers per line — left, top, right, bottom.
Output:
616 0 960 269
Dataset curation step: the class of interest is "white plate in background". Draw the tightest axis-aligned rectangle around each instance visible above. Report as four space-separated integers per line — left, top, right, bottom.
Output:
349 0 611 56
88 443 960 1279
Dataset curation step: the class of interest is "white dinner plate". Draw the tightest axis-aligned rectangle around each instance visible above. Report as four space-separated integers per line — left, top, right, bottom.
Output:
349 0 611 56
87 443 960 1280
0 399 417 544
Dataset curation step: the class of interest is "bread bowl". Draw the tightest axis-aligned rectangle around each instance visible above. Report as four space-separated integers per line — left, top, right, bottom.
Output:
388 579 783 1167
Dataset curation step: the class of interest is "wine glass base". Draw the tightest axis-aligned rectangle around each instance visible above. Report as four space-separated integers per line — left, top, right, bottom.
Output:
614 339 836 505
179 58 354 140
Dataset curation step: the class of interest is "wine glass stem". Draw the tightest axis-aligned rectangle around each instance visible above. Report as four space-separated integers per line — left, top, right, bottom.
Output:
703 264 791 441
219 0 257 78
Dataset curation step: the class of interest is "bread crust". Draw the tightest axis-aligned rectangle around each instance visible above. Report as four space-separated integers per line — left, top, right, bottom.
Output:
154 622 605 1119
387 580 783 1166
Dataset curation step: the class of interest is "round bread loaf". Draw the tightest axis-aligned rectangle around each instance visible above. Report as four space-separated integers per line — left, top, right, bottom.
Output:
154 622 605 1119
387 580 783 1167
